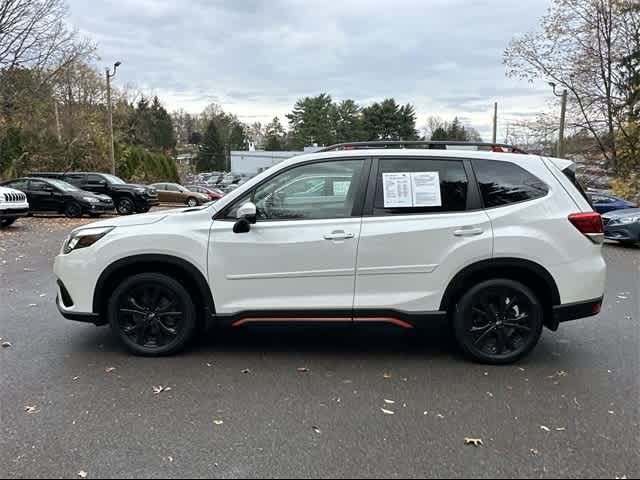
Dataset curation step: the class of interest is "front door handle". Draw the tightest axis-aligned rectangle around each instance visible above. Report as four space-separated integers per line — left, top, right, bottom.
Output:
454 227 484 237
324 231 355 241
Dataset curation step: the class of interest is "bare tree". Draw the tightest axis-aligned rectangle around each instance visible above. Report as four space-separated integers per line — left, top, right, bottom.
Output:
0 0 94 76
504 0 640 171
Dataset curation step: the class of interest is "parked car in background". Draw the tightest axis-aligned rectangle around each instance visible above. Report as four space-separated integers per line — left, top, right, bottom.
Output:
602 208 640 246
1 178 114 218
588 193 637 214
31 172 159 215
0 185 29 227
151 183 209 206
186 185 224 202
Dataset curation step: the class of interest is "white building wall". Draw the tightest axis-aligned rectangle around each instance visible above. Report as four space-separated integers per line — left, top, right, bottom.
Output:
231 151 304 176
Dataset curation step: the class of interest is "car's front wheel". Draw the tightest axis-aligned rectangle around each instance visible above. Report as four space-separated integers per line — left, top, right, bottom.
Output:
107 273 197 356
452 279 544 365
186 197 198 207
116 197 135 215
64 201 83 218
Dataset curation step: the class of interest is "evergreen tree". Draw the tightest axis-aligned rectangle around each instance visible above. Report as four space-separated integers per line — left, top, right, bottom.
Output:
197 120 225 172
286 93 335 148
229 123 248 150
264 117 285 151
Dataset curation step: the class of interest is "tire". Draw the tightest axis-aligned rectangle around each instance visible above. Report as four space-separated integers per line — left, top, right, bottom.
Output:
64 201 83 218
116 197 135 215
107 273 197 356
89 213 102 218
452 278 544 365
186 197 198 207
137 206 151 214
0 218 16 228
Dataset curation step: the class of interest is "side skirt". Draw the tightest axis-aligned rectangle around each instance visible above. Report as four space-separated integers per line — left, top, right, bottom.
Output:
214 309 448 330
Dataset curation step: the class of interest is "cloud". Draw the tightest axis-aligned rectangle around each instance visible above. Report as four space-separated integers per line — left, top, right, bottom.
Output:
67 0 552 139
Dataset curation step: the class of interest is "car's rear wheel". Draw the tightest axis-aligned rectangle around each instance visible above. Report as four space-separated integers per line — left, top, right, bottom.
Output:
107 273 197 356
116 197 135 215
64 201 83 218
452 279 544 365
0 218 16 227
186 197 198 207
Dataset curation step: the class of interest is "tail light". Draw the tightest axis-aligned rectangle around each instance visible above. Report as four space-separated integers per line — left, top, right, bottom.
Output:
568 212 604 244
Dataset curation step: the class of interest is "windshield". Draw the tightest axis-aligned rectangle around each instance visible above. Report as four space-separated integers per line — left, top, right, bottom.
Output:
48 179 80 192
102 174 125 185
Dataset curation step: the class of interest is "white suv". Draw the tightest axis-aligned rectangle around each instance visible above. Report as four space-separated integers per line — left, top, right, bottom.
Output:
0 186 29 228
54 143 607 364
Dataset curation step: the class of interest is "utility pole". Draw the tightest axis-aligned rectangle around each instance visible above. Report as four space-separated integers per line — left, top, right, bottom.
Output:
549 82 568 158
54 101 62 144
492 102 498 144
558 89 568 159
106 62 122 175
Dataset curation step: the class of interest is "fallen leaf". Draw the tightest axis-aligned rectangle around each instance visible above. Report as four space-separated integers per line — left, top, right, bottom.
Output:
2 341 12 348
383 373 392 379
104 367 116 373
241 369 252 374
384 399 395 405
78 471 88 478
555 427 566 432
297 367 310 373
381 408 395 415
464 437 484 447
312 426 322 434
24 405 39 414
540 425 551 432
23 268 35 272
530 448 540 456
436 414 445 419
153 386 172 395
213 420 224 426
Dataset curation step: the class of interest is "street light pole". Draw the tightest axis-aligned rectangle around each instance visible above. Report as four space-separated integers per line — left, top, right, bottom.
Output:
106 62 121 175
549 82 568 159
492 102 498 144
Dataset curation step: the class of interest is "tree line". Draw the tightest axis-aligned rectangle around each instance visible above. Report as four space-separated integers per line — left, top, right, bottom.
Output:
0 0 179 182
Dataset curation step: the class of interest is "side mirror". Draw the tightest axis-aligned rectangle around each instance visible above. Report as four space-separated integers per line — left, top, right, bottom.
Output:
233 202 257 234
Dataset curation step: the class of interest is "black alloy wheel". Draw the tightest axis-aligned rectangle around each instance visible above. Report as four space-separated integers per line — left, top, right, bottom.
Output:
116 197 135 215
64 201 83 218
453 279 544 365
108 273 197 356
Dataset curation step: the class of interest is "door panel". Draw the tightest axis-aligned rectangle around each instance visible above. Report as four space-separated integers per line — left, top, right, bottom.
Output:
209 158 368 314
354 212 493 312
210 217 362 313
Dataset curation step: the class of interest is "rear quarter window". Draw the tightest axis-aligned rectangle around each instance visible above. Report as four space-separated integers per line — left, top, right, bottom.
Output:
472 160 549 208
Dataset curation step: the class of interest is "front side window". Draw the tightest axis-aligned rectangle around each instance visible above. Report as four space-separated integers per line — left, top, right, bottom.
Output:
30 180 55 192
226 160 365 221
472 160 548 208
373 158 469 215
64 174 86 186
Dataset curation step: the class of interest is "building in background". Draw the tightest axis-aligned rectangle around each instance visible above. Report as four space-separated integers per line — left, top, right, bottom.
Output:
230 146 322 176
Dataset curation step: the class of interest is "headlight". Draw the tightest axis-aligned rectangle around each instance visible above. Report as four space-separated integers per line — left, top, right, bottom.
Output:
63 227 114 254
83 196 100 203
620 217 640 224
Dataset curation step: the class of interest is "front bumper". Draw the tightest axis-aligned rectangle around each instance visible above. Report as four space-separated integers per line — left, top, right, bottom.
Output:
604 223 640 242
56 279 103 325
0 207 29 218
82 202 115 214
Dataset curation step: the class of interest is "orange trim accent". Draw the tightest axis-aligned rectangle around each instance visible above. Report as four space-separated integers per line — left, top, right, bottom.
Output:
231 317 352 327
354 317 414 329
231 316 414 329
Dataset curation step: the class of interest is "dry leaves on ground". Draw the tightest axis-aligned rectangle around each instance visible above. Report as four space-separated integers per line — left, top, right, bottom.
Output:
104 367 116 373
78 471 88 478
24 406 39 414
297 367 310 373
152 386 172 395
213 420 224 426
464 438 484 447
381 408 395 415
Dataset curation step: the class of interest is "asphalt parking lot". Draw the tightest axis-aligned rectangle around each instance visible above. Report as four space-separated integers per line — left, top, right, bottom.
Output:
1 215 638 479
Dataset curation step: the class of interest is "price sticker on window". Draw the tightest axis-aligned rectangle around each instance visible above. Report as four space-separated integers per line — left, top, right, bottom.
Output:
382 172 442 208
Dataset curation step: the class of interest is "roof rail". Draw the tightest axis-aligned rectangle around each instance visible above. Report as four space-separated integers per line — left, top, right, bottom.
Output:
320 141 528 154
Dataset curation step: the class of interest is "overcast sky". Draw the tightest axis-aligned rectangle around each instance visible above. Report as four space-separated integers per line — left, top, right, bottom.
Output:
67 0 554 140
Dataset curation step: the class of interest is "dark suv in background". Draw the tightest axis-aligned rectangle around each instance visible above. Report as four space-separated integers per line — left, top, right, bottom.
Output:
32 172 159 215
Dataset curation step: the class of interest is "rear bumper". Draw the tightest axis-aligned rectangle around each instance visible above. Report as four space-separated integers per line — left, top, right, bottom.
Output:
553 297 604 324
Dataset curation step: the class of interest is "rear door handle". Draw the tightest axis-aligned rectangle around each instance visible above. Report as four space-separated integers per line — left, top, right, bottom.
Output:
454 227 484 237
324 231 355 241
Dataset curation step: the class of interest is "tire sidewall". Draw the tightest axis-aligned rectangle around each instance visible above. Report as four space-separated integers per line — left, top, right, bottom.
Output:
64 201 83 218
452 278 544 365
187 197 198 207
107 273 197 356
116 197 135 215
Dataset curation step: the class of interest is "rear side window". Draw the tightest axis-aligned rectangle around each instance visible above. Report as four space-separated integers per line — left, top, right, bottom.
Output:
561 163 591 204
373 158 469 215
64 174 86 186
472 160 548 208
